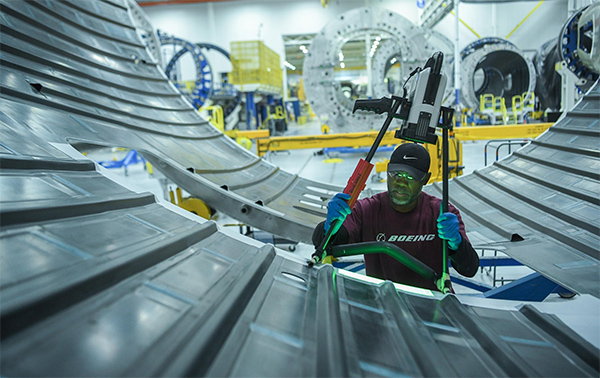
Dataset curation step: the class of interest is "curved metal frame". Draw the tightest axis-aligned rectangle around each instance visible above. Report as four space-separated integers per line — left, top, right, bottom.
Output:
302 7 442 132
460 38 536 111
158 31 213 109
559 3 599 92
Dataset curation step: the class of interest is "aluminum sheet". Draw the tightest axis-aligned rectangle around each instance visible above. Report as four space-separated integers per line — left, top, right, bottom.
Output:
0 1 599 376
423 83 600 298
0 0 336 244
0 0 597 298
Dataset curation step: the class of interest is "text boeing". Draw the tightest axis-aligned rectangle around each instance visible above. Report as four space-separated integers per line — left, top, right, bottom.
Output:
387 234 436 242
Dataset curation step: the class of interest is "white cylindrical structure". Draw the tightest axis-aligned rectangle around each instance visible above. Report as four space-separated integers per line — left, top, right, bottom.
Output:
303 7 454 132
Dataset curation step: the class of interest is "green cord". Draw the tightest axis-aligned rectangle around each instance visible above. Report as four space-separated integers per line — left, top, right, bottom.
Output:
332 269 337 297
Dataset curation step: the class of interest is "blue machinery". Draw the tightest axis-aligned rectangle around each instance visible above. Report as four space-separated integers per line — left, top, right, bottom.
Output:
97 149 147 176
158 31 213 109
157 32 242 119
158 32 270 129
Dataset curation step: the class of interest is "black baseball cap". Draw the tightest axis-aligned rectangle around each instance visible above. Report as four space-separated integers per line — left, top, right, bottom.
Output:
387 143 430 181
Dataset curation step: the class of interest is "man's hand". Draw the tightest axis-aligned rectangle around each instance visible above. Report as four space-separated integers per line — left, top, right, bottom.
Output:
324 193 351 232
437 212 462 250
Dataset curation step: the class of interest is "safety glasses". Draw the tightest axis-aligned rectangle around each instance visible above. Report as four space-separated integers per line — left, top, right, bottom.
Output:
387 171 415 181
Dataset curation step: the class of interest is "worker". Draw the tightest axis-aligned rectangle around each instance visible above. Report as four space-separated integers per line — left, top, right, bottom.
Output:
312 143 479 292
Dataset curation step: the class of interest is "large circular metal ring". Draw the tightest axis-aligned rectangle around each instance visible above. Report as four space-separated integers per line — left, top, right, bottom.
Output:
158 31 213 109
559 3 599 92
303 7 444 132
371 29 454 104
576 2 600 77
460 38 536 111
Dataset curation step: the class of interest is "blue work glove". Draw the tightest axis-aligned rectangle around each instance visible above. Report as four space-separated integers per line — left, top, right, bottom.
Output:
324 192 351 233
437 211 462 250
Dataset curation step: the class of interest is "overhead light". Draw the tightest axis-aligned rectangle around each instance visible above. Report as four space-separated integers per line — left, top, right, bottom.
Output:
340 62 345 68
284 61 296 70
390 57 397 64
338 52 344 61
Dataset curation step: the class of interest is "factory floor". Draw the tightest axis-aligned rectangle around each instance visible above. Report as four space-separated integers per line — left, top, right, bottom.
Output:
84 119 546 296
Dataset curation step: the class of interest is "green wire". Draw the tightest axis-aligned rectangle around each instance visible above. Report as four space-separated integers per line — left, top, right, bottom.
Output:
332 269 337 297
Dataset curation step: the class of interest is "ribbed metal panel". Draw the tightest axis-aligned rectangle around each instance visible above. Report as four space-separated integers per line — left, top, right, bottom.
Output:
424 83 600 297
0 0 335 244
0 1 598 376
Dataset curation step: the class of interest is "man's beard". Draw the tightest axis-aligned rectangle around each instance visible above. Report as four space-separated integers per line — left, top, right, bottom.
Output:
389 190 419 206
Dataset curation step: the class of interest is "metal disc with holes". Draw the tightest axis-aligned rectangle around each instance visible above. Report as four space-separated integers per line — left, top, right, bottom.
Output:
302 7 451 132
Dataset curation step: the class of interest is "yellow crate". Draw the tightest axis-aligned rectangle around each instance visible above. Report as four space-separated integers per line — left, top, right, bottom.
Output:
230 40 282 92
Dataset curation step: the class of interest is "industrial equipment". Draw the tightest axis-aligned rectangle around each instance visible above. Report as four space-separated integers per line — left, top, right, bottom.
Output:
1 0 599 376
158 31 213 109
169 186 215 220
460 38 536 116
533 3 599 114
303 7 453 133
229 40 283 130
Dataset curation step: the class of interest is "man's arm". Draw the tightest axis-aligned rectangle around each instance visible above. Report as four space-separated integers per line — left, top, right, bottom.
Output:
448 238 479 277
311 221 350 248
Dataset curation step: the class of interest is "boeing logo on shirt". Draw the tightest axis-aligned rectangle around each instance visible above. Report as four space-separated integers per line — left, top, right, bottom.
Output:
387 234 436 242
376 233 386 242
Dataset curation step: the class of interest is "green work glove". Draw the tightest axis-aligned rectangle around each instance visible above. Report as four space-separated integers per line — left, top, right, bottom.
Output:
437 211 462 250
324 192 351 233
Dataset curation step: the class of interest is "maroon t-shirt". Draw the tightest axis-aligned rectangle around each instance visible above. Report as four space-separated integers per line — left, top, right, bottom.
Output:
342 191 469 291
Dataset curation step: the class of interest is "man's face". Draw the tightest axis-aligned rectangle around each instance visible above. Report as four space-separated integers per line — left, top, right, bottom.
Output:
387 170 424 206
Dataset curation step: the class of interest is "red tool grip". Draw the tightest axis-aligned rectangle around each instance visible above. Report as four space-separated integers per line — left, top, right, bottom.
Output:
342 158 374 208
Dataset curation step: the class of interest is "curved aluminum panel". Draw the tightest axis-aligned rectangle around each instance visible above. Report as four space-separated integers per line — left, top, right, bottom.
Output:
0 0 337 244
0 1 599 376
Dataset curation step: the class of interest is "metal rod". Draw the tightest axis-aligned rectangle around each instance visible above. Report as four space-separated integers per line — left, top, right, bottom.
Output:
454 0 461 113
505 0 544 39
442 126 449 276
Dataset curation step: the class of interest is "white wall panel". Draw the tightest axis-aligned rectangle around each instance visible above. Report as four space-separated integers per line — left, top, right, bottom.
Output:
432 1 568 52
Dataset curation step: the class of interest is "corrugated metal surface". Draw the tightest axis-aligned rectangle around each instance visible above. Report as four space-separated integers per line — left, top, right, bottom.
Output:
0 1 599 376
0 0 337 245
1 0 599 298
423 84 600 297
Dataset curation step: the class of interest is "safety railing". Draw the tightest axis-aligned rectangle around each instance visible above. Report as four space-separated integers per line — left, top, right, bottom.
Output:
484 139 531 165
